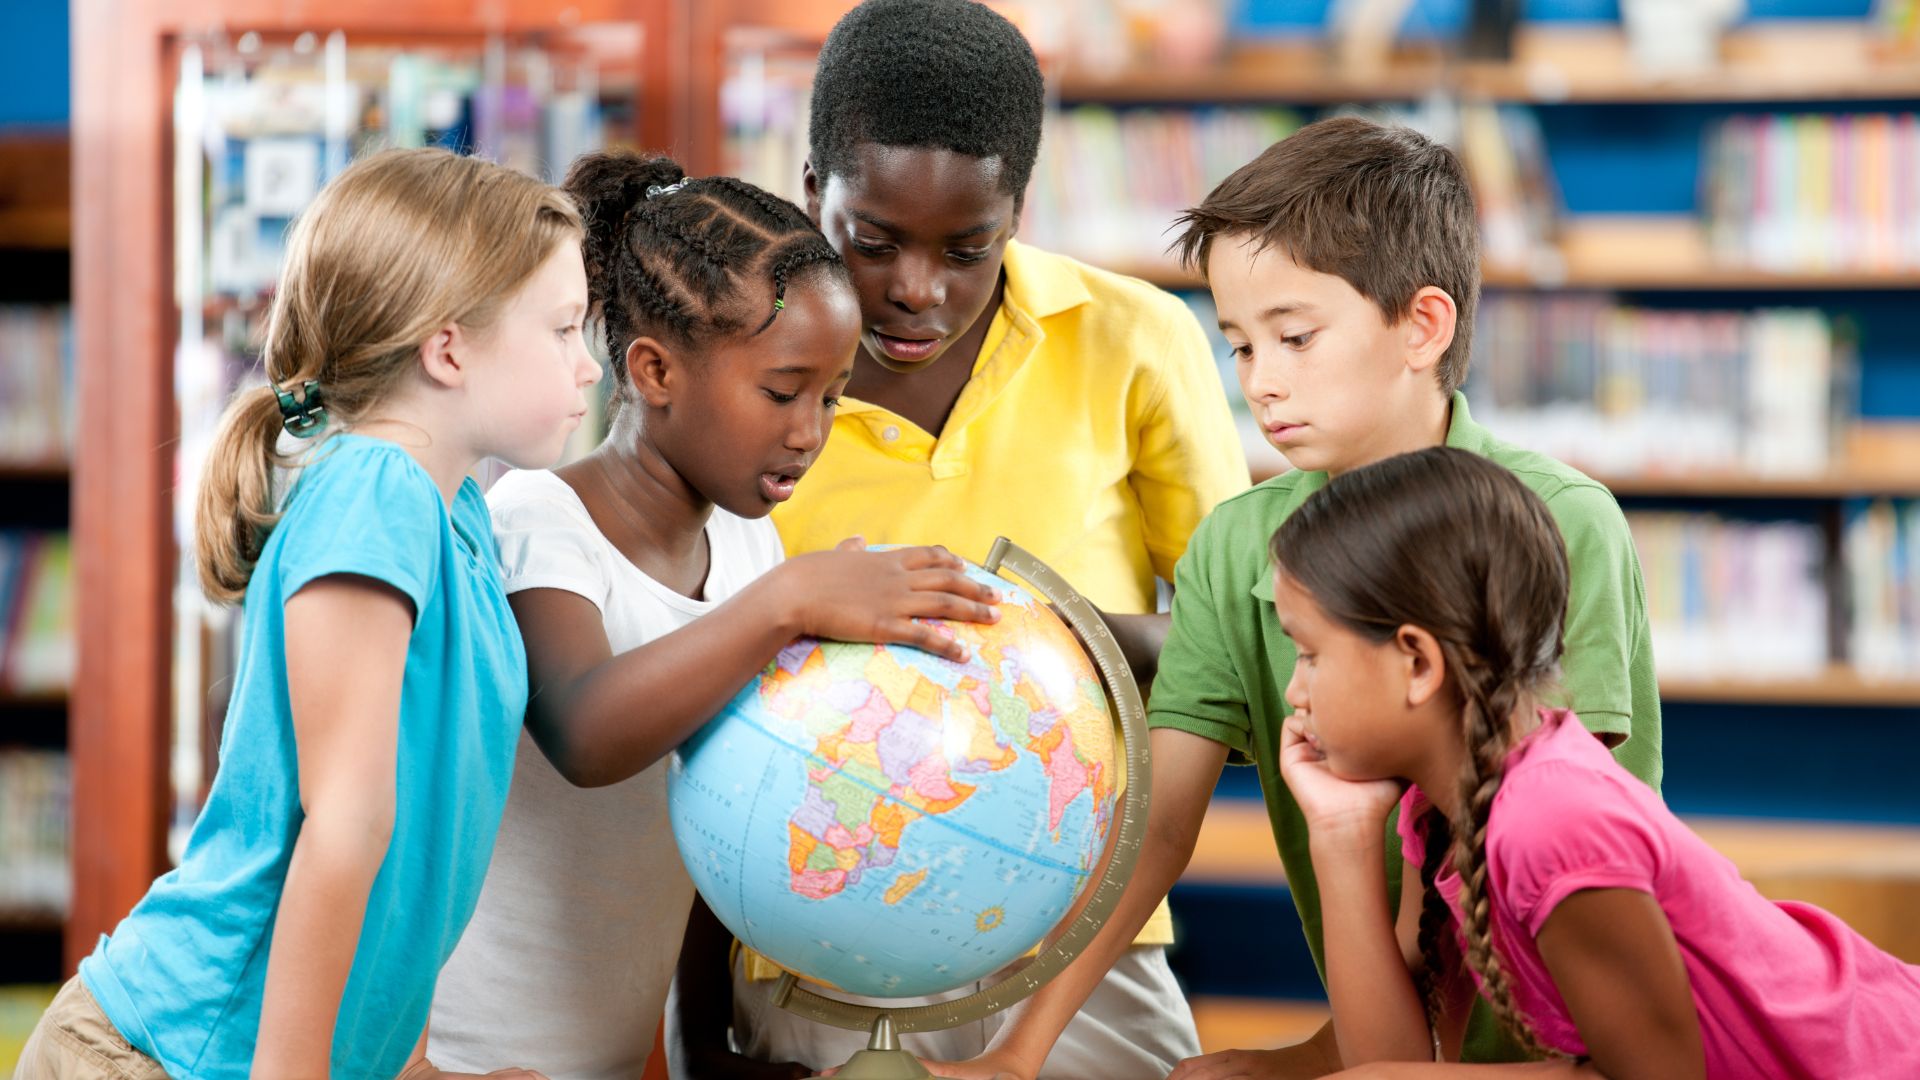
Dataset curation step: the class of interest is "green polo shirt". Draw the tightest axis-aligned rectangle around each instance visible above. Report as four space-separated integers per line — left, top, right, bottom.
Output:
1149 392 1661 1061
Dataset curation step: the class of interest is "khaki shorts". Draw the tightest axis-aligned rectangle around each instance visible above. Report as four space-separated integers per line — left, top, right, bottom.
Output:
14 977 167 1080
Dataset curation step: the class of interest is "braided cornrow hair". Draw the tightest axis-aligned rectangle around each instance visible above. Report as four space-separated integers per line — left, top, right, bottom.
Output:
562 150 848 400
1270 447 1575 1060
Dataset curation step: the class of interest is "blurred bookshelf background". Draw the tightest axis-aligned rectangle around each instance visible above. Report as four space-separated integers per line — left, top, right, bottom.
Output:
5 0 1920 1073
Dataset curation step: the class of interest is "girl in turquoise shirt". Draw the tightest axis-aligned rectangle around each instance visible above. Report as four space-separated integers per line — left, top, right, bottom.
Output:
23 147 591 1080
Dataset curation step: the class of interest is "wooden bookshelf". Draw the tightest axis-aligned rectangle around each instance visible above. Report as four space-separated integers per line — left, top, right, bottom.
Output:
0 690 69 709
1247 459 1920 499
1056 24 1920 107
1659 666 1920 707
1595 468 1920 500
0 134 72 251
0 462 72 483
1190 997 1331 1053
1100 217 1920 294
1187 799 1920 961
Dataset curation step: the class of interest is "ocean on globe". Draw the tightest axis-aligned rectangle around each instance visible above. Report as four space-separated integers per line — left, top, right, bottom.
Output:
668 557 1120 999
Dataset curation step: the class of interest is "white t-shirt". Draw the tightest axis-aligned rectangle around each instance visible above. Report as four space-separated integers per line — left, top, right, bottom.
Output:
428 469 785 1080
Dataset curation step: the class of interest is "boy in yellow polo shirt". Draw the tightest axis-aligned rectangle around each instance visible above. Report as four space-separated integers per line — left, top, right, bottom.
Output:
664 2 1247 1078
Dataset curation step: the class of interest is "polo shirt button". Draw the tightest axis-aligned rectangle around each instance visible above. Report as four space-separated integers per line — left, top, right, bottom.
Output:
882 425 900 442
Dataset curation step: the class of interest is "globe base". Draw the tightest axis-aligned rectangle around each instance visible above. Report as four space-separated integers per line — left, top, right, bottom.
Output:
812 1015 952 1080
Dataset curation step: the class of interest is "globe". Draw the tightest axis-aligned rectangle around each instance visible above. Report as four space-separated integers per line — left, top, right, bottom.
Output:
667 551 1122 1002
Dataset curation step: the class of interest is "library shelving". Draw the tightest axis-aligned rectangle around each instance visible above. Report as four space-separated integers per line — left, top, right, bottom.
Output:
0 126 72 988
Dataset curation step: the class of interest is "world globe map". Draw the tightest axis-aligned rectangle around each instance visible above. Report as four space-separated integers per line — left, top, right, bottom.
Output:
668 558 1121 999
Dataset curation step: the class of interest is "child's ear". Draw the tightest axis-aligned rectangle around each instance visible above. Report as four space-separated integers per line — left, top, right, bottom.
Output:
419 324 467 389
1402 286 1458 378
1395 623 1448 708
801 159 823 226
627 336 678 408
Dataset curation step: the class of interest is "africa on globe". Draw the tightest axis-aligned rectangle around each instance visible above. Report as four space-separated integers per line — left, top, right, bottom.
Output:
667 555 1120 1000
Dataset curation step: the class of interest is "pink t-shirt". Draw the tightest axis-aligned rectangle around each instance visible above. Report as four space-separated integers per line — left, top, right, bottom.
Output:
1397 709 1920 1077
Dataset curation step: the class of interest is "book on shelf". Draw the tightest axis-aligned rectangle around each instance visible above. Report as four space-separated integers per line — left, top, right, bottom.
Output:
718 51 1306 274
1629 512 1830 679
0 306 73 467
1457 101 1559 273
1019 105 1302 270
0 533 72 698
1703 112 1920 274
188 36 608 301
1846 499 1920 678
1465 295 1848 479
0 750 69 918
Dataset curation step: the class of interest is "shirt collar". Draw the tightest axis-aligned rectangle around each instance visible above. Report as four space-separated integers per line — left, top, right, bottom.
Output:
999 238 1093 322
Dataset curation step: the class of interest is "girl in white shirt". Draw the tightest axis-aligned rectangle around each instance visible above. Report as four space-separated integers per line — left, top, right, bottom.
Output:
425 152 999 1080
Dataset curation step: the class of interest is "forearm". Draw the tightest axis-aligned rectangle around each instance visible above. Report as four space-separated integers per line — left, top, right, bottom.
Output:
1312 834 1432 1065
252 808 393 1078
529 573 804 787
667 897 738 1075
1343 1061 1599 1078
1100 611 1169 686
990 794 1195 1071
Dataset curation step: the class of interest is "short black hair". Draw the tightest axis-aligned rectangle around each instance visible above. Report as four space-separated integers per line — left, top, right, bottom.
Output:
809 0 1045 205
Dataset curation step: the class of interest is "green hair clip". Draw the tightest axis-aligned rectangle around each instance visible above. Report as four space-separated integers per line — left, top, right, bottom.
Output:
773 298 786 311
275 380 327 438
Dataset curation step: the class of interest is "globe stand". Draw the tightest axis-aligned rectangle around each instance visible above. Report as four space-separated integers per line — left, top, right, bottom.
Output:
770 538 1153 1080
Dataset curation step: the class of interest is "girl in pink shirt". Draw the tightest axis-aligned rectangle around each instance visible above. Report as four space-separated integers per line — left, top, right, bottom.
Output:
1266 446 1920 1079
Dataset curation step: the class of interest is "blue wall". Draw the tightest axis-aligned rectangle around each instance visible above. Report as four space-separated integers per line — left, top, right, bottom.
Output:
0 1 70 127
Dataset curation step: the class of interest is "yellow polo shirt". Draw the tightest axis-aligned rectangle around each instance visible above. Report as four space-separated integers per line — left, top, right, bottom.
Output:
774 239 1248 613
754 240 1248 963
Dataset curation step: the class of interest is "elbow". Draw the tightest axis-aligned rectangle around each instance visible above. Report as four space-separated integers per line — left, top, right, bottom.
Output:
535 727 639 789
552 750 624 789
299 792 396 865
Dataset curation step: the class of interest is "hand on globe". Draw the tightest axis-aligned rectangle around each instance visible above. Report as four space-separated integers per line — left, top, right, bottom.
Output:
772 540 1001 663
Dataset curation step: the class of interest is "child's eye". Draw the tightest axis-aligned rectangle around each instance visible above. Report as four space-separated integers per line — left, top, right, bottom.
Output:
556 324 578 340
764 389 798 405
823 395 842 409
950 249 989 265
851 239 892 257
1229 343 1253 361
1282 331 1317 350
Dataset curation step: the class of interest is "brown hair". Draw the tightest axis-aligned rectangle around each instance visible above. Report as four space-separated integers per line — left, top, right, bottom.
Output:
1172 116 1481 394
561 150 847 405
194 148 583 603
1269 447 1568 1058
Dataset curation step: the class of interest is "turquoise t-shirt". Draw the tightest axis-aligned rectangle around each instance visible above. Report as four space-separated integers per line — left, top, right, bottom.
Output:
80 434 528 1079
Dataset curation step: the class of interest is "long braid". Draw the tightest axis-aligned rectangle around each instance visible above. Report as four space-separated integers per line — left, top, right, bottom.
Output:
1269 448 1579 1063
1411 809 1456 1047
1446 652 1559 1061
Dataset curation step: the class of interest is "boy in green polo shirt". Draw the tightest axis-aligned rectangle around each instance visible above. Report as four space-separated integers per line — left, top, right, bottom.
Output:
949 116 1662 1078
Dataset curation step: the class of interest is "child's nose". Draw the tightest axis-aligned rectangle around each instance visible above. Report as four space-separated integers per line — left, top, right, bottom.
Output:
1242 350 1289 402
1283 666 1310 711
887 254 946 313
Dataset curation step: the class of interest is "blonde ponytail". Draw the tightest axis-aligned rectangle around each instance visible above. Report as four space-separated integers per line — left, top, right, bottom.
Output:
191 147 582 603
